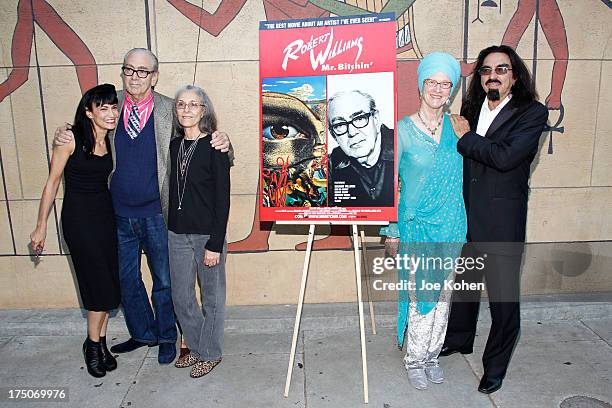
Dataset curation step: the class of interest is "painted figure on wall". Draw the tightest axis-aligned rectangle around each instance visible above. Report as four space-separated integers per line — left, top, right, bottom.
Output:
468 0 569 151
501 0 568 110
0 0 97 103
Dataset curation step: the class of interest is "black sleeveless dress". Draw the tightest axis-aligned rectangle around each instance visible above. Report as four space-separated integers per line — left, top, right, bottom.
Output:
61 136 120 311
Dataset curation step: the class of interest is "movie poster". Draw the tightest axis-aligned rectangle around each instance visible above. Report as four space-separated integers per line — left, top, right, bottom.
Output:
259 13 397 223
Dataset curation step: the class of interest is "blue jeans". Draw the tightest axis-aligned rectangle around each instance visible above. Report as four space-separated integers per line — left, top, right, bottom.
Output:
116 214 177 344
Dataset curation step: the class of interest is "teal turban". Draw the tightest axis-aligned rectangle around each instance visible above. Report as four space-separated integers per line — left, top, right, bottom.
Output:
417 52 461 95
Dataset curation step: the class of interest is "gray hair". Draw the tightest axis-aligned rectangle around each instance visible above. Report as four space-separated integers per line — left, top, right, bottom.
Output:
123 48 159 71
174 85 218 135
327 89 377 121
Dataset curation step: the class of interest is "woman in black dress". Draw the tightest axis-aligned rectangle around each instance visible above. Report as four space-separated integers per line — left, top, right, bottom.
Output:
30 84 121 378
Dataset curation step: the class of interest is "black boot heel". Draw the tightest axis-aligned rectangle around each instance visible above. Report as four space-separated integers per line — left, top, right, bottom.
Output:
100 336 117 372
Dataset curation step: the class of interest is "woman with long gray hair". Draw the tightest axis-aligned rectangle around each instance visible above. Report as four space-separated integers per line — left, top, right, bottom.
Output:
167 85 230 378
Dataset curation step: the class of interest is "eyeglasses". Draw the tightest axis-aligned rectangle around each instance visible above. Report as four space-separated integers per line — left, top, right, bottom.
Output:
478 66 513 76
121 66 155 78
176 101 205 111
330 111 375 136
423 79 453 90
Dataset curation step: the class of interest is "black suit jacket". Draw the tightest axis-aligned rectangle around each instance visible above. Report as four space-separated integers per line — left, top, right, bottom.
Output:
458 98 548 249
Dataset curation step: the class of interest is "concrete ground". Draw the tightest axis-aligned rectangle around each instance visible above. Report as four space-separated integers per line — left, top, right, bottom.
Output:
0 300 611 408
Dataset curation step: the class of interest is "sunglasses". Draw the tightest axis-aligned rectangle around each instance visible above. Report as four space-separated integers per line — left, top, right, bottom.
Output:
477 66 513 76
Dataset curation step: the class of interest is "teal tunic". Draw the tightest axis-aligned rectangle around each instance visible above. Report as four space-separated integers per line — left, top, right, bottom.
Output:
381 114 467 348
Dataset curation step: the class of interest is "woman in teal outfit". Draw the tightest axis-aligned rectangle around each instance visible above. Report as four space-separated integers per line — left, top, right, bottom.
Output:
381 52 467 390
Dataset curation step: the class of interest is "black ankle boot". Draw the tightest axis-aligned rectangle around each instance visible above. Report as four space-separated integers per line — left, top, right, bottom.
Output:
83 338 106 378
100 336 117 372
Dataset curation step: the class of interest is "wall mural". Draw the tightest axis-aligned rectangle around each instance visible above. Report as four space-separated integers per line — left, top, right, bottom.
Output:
0 0 97 102
1 0 610 258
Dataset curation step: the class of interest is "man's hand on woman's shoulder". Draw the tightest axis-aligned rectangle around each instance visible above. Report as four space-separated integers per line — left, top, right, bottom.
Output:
450 114 470 138
210 130 230 152
54 123 75 146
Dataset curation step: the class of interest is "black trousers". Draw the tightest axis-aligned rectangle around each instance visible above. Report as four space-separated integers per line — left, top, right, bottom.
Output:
444 243 522 379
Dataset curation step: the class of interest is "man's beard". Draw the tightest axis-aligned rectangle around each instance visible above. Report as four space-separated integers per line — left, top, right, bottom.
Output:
487 89 500 101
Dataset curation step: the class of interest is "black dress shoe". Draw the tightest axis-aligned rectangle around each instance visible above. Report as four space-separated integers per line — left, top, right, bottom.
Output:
83 338 106 378
478 376 503 394
439 345 473 357
109 338 151 354
99 336 117 371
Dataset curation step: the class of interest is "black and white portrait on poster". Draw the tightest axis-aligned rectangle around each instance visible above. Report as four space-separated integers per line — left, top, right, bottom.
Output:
327 72 395 208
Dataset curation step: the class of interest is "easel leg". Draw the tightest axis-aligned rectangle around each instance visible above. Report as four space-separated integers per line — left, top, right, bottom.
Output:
352 225 369 404
284 224 316 398
360 230 377 335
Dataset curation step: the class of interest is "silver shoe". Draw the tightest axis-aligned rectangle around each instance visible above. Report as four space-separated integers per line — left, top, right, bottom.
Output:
407 367 428 390
424 362 444 384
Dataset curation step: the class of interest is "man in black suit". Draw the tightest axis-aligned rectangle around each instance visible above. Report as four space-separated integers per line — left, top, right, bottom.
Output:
442 45 549 394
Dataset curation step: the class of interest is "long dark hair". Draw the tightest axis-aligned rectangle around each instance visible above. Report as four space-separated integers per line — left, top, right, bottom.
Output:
461 45 538 126
72 83 118 156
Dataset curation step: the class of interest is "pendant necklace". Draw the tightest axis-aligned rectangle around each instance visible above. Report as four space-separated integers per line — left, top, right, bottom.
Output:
176 133 202 210
417 111 442 137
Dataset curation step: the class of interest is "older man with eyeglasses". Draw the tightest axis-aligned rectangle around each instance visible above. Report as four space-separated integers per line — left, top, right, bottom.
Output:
54 48 233 365
327 89 394 207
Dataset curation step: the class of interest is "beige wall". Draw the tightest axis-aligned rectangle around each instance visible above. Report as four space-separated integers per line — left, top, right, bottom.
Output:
1 0 611 308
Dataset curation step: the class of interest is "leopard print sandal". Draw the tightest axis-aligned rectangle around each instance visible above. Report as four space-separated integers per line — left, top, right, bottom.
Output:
190 358 222 378
175 353 199 368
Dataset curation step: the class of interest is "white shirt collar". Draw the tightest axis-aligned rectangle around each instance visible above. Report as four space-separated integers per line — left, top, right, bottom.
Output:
476 94 512 136
482 93 512 114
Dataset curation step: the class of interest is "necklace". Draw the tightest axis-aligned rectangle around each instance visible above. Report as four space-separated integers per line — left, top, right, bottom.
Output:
176 134 202 210
417 111 442 136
